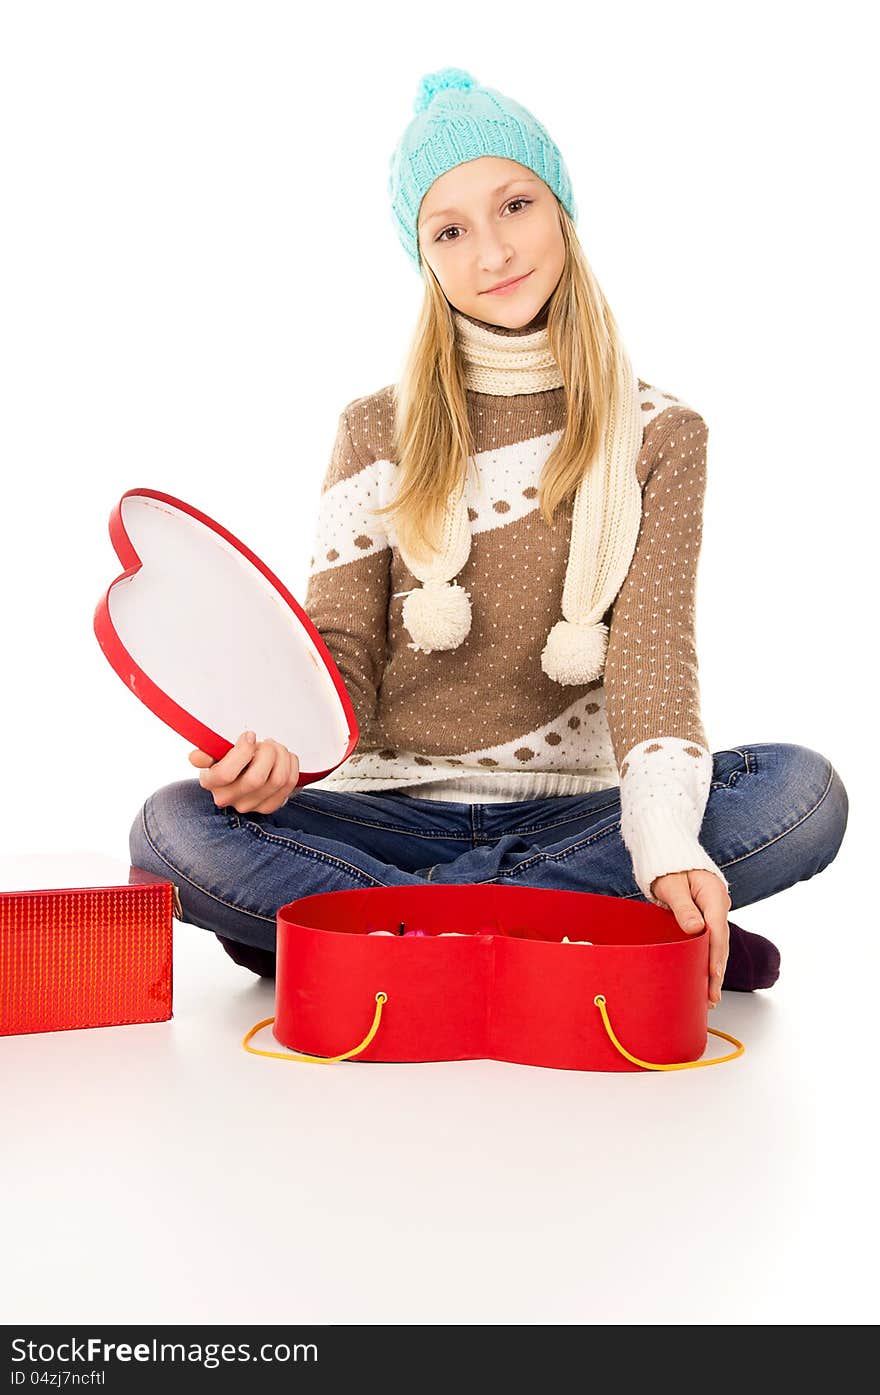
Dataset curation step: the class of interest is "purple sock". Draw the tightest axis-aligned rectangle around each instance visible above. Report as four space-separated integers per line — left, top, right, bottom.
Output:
723 921 781 992
215 933 277 979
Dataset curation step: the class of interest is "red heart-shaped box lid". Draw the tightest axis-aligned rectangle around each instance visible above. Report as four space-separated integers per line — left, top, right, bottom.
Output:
94 488 358 784
271 884 715 1073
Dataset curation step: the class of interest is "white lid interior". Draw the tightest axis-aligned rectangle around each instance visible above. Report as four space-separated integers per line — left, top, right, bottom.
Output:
108 495 351 769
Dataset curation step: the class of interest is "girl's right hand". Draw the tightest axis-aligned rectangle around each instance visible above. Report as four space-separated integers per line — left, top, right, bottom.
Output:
188 730 300 815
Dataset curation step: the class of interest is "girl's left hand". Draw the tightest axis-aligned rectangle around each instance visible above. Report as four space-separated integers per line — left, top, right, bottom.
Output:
650 869 731 1009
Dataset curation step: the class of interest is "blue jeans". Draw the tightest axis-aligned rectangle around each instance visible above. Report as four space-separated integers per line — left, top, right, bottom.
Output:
128 743 848 953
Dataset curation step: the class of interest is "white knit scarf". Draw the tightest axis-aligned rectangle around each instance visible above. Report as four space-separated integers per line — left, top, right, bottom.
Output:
393 310 644 685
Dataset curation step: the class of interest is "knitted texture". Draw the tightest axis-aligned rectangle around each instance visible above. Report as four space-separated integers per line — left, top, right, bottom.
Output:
389 67 578 270
389 313 643 686
454 310 564 393
301 317 729 905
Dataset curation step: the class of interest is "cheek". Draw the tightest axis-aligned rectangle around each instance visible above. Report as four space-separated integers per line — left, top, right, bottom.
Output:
521 216 558 256
535 227 565 276
419 247 444 284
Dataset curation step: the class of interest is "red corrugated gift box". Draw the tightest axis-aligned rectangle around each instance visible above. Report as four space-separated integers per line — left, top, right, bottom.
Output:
0 853 175 1037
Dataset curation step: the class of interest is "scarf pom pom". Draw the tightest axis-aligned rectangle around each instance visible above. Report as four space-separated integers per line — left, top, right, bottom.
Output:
541 619 608 685
401 579 472 654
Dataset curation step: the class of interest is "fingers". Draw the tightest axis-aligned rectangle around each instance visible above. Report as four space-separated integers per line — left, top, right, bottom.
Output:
690 872 731 1008
233 743 295 815
656 875 705 935
194 733 299 815
208 740 276 810
207 742 299 815
653 870 730 1010
250 748 301 814
198 731 257 790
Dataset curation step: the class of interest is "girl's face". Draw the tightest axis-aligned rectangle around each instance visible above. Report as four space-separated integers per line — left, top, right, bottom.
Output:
417 155 565 329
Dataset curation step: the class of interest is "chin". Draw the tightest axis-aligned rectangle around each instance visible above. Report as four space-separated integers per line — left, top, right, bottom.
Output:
473 293 545 326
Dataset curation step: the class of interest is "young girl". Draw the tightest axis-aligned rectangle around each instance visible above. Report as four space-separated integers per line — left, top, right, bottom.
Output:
129 67 848 1010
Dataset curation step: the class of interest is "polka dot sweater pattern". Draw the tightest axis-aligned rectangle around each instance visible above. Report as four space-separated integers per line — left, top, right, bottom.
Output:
301 325 729 905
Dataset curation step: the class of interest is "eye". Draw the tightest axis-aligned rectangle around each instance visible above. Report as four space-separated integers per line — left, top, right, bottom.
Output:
435 197 533 244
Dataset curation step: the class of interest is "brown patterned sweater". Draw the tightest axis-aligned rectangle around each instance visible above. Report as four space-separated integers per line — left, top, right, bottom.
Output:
301 311 730 906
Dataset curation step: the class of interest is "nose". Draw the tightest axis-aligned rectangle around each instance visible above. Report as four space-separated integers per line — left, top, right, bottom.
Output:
478 230 516 269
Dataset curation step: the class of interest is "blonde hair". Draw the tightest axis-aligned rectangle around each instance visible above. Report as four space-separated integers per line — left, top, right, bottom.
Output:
369 200 629 564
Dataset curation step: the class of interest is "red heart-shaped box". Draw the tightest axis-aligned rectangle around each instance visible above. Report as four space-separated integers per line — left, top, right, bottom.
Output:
270 884 713 1072
93 488 358 782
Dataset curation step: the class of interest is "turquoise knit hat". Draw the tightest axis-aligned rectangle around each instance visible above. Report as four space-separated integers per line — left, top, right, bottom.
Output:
388 67 578 272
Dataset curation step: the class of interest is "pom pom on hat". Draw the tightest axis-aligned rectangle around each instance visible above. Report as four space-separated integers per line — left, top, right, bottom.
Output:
414 68 477 113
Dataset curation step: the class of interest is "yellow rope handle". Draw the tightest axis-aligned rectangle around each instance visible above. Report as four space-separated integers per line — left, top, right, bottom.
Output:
241 992 388 1062
593 995 745 1069
241 990 745 1069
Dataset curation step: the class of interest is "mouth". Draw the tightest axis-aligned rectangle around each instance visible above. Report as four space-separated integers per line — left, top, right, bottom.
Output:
481 270 534 294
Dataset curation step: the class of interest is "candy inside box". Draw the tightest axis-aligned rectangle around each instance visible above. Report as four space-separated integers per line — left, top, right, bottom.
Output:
268 883 718 1073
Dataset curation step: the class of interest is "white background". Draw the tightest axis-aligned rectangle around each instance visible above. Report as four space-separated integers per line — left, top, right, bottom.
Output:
1 0 876 1327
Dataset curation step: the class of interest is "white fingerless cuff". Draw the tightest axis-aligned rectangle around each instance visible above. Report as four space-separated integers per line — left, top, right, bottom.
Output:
618 737 730 906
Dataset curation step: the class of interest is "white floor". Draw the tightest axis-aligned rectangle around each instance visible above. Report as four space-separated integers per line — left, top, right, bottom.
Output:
2 861 876 1326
